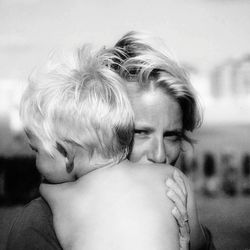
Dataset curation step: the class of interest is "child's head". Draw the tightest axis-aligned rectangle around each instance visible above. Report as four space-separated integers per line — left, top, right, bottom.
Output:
20 45 134 183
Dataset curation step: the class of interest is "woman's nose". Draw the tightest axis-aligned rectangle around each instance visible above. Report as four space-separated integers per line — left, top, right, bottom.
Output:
147 138 167 164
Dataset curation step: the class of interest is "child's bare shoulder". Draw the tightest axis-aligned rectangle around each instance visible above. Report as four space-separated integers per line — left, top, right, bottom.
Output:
123 163 176 186
78 162 176 195
41 164 179 250
132 162 175 177
89 163 177 211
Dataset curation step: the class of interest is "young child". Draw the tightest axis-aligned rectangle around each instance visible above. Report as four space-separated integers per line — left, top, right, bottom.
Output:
20 45 191 250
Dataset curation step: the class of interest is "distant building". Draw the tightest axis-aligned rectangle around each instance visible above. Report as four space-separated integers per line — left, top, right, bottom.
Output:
211 59 237 98
210 55 250 99
234 55 250 96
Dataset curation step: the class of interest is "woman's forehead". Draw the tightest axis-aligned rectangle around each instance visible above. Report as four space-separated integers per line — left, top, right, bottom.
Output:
128 88 183 130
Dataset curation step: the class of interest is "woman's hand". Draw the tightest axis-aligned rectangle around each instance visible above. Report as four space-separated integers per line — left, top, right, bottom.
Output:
166 170 190 250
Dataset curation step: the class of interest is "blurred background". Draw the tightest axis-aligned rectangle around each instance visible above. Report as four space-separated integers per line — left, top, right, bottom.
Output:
0 0 250 249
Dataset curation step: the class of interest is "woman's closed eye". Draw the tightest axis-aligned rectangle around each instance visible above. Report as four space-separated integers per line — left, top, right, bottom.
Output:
134 129 150 137
164 131 183 142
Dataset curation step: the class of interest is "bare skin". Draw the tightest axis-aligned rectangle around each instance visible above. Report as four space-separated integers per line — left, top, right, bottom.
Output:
28 87 202 249
28 127 190 250
40 161 183 250
127 86 205 249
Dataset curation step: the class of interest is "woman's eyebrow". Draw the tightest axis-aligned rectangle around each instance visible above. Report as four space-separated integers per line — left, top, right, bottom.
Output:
163 130 183 137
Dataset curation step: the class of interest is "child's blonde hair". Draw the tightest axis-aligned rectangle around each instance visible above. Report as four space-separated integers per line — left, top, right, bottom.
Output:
20 45 134 162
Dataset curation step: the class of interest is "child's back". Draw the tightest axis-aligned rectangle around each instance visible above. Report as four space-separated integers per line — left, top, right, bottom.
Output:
41 161 179 250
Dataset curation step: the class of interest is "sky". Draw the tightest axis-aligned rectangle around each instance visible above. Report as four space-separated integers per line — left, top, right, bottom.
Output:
1 0 250 79
0 0 250 129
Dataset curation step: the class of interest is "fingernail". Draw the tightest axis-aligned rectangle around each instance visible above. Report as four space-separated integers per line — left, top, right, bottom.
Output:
174 170 179 177
167 190 173 197
166 178 172 187
172 206 177 214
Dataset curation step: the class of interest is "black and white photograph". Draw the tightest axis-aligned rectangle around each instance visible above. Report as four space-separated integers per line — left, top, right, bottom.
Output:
0 0 250 249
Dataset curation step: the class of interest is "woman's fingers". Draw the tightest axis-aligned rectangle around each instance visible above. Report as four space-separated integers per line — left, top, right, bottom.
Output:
167 191 188 226
166 177 185 203
166 171 190 249
180 234 190 250
173 170 187 202
165 170 188 222
172 207 190 250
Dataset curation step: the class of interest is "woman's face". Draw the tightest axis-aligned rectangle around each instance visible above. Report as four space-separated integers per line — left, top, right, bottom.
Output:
128 87 183 166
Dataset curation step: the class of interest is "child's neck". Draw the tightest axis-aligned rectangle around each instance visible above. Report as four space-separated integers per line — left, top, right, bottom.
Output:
75 152 124 179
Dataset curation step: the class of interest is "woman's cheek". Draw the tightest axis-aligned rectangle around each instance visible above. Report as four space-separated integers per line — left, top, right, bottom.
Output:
128 138 146 163
164 141 182 165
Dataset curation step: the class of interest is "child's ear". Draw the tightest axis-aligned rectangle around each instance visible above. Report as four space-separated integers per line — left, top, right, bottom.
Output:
56 142 68 157
66 157 74 173
56 142 75 173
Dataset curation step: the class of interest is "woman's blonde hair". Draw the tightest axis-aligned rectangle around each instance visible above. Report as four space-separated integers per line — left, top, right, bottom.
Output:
112 31 202 143
20 45 134 162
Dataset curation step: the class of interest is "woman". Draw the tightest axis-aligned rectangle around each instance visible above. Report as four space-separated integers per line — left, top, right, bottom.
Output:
110 31 215 250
